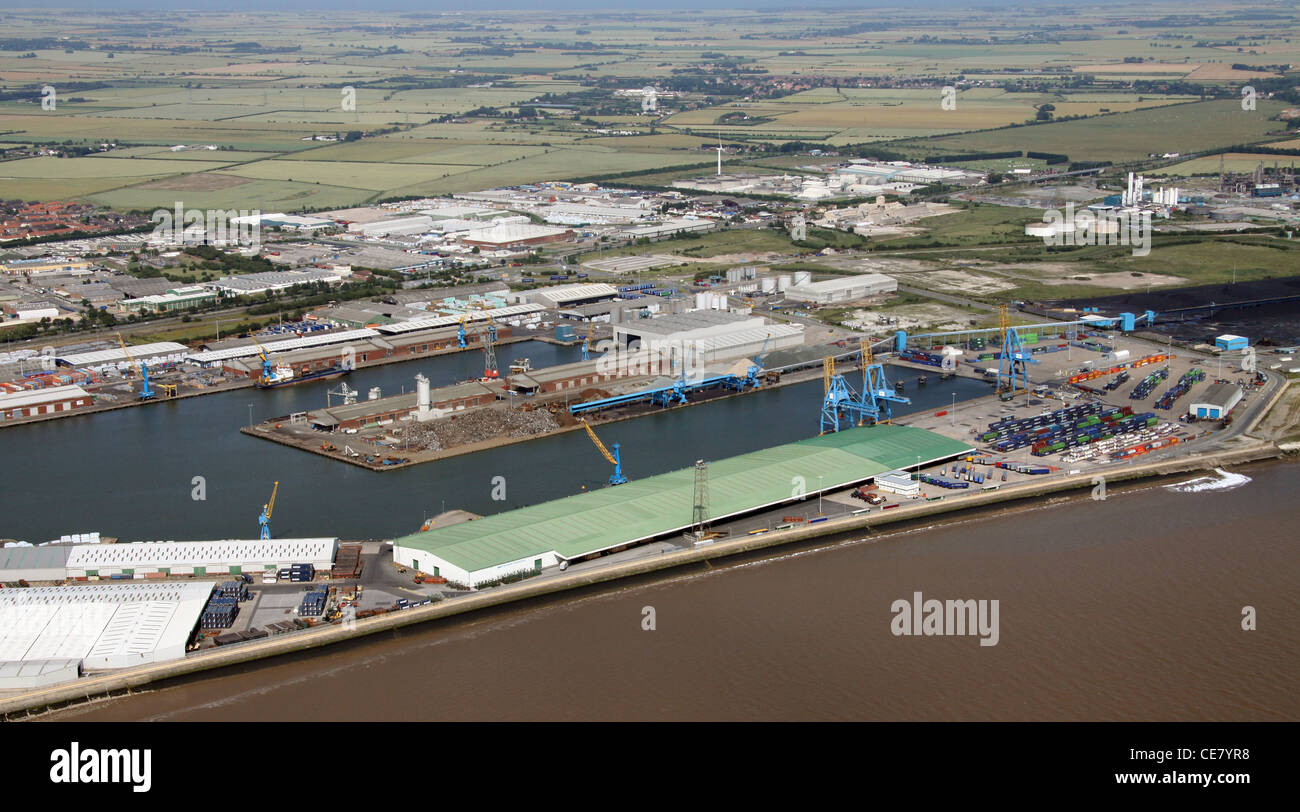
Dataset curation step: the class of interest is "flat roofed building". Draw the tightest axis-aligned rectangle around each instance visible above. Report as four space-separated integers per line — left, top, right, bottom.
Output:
519 283 620 308
612 310 765 352
55 341 188 369
185 329 379 366
392 425 973 587
784 273 897 304
0 581 214 672
460 223 573 249
875 470 920 497
621 218 716 240
64 538 338 577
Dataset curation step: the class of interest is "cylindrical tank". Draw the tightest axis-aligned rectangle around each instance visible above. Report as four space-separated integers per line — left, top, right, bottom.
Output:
416 374 430 410
777 274 792 291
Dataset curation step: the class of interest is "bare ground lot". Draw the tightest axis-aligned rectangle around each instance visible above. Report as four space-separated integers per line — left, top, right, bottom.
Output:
844 302 975 332
974 262 1187 290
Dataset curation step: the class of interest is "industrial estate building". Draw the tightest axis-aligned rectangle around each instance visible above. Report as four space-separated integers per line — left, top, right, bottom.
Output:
391 425 972 586
784 273 898 304
0 582 214 685
612 310 804 365
0 384 94 420
1188 383 1243 420
0 538 339 581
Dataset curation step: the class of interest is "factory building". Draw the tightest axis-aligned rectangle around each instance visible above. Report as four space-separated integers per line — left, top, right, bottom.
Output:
0 384 94 421
391 425 972 587
56 341 189 371
185 328 379 367
557 296 667 323
0 582 213 683
207 267 348 296
612 309 763 349
0 545 73 581
784 273 897 304
621 218 716 241
460 223 573 249
1188 383 1243 420
117 285 219 313
506 357 639 394
374 303 546 335
347 215 434 238
516 283 620 309
308 381 499 430
63 538 338 579
688 323 804 365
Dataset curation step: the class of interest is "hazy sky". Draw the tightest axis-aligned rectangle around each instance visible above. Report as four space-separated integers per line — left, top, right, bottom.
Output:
0 1 1032 10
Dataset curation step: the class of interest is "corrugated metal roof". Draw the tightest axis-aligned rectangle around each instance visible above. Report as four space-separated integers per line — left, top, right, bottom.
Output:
185 329 379 363
0 385 90 409
393 425 972 573
0 544 72 573
55 341 188 366
375 304 545 334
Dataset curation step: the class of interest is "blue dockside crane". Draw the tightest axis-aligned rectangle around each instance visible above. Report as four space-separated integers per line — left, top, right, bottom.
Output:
996 304 1036 398
819 341 908 433
258 481 278 540
581 419 627 485
117 332 156 400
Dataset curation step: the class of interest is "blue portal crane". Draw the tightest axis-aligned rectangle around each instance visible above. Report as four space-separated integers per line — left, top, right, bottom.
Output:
581 418 626 485
258 481 279 540
117 332 155 400
819 341 909 433
995 304 1036 398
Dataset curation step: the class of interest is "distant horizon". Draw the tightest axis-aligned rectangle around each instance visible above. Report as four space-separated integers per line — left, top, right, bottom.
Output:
0 0 1133 11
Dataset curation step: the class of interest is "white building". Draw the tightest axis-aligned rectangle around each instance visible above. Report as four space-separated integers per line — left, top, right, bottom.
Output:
875 470 920 497
612 310 803 368
1188 383 1243 420
63 538 338 578
0 582 213 681
784 273 897 304
348 215 434 238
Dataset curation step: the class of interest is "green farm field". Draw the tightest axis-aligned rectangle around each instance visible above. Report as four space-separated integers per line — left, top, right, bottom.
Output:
0 4 1297 210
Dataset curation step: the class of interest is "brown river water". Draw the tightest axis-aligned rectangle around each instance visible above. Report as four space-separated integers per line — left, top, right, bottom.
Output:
52 461 1299 722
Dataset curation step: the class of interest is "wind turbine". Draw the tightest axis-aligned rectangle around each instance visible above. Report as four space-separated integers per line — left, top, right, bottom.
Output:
716 135 724 176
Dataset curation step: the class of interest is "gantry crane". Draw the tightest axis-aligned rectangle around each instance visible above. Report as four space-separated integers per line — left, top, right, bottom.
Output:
258 480 279 540
116 332 155 400
819 345 908 434
457 314 469 349
995 303 1033 399
581 418 626 485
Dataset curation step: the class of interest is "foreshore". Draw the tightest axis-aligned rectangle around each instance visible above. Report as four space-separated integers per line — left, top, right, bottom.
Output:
1 437 1285 719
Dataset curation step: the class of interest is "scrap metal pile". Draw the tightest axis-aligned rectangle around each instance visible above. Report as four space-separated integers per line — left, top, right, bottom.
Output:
397 405 561 451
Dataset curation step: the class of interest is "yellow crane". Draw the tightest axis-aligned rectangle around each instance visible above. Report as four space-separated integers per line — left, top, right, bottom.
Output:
258 481 278 539
581 418 626 485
